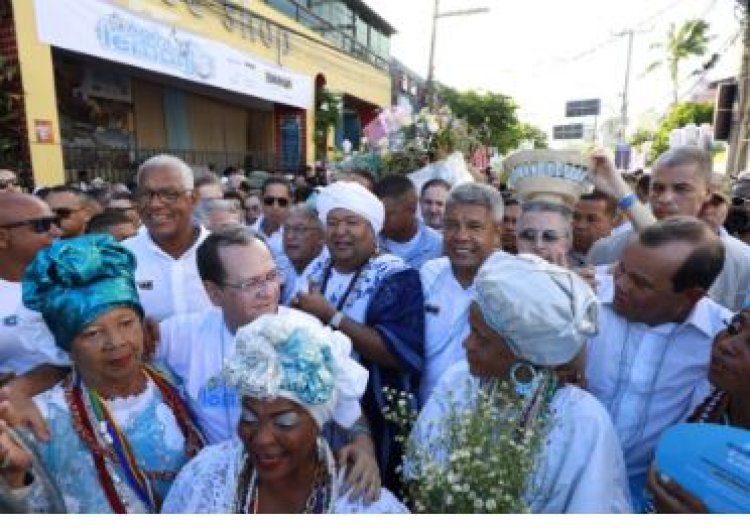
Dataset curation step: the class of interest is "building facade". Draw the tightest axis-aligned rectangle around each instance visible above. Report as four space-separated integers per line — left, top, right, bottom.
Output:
1 0 393 186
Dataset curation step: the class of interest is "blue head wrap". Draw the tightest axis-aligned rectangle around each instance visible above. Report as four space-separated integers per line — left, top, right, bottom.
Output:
22 234 143 351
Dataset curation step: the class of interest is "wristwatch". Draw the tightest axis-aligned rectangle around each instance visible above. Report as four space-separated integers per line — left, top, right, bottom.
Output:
328 311 345 329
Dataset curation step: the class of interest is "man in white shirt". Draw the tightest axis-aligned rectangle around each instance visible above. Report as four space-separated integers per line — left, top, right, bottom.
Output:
419 183 504 405
588 146 750 311
123 154 212 321
0 193 66 377
279 203 328 301
375 175 442 269
586 216 730 511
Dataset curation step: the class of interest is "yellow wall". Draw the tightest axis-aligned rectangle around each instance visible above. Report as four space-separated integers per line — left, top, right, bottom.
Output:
12 0 65 186
14 0 391 177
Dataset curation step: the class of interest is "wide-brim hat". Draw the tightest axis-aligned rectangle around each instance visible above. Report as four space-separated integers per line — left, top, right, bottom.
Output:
504 149 593 208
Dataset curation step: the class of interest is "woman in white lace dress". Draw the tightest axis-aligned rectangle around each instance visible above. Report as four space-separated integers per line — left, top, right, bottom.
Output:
162 312 408 513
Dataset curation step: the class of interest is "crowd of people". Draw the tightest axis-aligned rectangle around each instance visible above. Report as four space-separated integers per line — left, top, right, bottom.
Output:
0 145 748 514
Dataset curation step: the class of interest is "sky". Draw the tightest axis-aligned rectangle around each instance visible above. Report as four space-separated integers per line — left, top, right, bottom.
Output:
364 0 743 142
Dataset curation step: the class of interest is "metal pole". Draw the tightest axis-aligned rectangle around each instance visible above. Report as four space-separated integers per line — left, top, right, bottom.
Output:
426 0 440 109
620 29 634 142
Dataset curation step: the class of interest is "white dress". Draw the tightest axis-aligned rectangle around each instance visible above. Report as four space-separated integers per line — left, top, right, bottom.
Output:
161 440 409 513
410 361 632 513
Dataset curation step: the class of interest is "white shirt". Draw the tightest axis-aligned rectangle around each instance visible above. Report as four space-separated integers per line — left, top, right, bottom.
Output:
0 279 67 374
282 247 329 301
122 226 212 321
379 220 443 270
418 256 474 406
252 216 283 256
586 275 731 482
156 306 319 444
411 361 632 513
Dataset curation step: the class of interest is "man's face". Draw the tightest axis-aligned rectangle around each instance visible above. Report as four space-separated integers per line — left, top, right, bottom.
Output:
325 208 376 269
206 209 241 231
516 210 571 263
136 167 197 244
649 164 711 220
699 195 729 232
0 197 61 268
613 240 698 325
0 170 20 193
420 185 449 230
572 199 615 254
108 198 141 227
244 195 262 225
501 203 521 254
283 211 324 269
442 203 501 279
45 191 92 238
262 183 291 227
196 183 223 201
380 195 416 241
206 242 280 333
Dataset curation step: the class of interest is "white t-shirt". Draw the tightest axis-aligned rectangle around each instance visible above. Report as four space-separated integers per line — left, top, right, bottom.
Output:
122 226 212 321
252 216 283 256
155 306 319 444
418 257 474 406
0 279 67 375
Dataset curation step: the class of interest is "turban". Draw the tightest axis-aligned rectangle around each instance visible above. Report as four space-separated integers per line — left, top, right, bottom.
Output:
474 252 598 367
219 311 368 429
22 234 143 351
316 181 384 234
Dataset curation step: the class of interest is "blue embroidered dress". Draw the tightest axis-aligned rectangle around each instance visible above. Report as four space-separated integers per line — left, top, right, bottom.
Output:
27 380 192 513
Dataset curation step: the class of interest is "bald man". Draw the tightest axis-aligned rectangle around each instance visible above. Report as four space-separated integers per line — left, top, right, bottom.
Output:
0 193 65 377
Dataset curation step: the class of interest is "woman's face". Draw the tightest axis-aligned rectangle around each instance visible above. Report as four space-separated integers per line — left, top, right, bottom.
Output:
238 396 318 483
69 306 144 390
709 310 750 395
463 303 518 379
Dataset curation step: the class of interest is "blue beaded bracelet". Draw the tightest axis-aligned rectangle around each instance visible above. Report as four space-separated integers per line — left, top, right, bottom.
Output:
617 192 637 210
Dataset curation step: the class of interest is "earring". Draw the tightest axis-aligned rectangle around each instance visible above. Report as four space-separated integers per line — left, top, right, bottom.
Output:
510 362 538 397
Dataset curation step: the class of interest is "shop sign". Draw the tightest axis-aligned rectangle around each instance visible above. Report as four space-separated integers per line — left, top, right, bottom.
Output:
35 0 311 108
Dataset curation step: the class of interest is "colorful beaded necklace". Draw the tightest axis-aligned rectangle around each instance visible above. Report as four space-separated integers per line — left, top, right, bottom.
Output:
65 364 205 513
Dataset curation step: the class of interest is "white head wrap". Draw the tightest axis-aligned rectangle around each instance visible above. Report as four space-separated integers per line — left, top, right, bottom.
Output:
316 181 385 234
219 311 368 429
474 252 598 367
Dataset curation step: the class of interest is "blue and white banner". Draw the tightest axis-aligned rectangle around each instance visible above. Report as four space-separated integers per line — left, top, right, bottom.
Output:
34 0 312 108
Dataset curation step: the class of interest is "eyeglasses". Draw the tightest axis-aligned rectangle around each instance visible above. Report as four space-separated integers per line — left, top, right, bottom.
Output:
732 196 750 207
0 216 59 233
134 188 189 205
283 225 318 236
517 229 566 244
52 207 83 219
0 178 18 189
263 196 290 208
222 269 280 293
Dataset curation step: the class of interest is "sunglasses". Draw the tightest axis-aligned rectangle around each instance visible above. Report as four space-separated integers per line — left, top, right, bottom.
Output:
52 207 83 219
0 216 59 233
518 229 566 243
263 196 289 207
732 196 750 207
0 178 18 189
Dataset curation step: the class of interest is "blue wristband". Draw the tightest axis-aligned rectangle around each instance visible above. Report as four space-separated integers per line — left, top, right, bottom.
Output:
617 192 637 210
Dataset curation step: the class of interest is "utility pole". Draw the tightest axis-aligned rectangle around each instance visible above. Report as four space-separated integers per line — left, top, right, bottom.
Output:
614 27 651 142
424 1 489 109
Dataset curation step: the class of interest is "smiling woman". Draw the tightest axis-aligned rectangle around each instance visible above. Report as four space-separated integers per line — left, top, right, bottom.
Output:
0 235 205 513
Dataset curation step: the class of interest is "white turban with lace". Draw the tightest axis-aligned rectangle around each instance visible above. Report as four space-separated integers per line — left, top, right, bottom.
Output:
219 311 368 429
474 252 598 367
316 181 385 234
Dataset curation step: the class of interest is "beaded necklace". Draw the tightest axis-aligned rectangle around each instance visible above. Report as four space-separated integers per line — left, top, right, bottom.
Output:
65 364 205 513
688 388 730 425
234 438 337 514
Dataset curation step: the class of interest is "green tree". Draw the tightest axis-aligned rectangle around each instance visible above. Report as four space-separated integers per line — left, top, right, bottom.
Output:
650 101 713 159
629 128 655 147
645 19 713 106
437 86 539 153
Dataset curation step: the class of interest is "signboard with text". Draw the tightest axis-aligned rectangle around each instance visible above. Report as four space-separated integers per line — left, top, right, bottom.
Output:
565 99 601 118
552 123 584 140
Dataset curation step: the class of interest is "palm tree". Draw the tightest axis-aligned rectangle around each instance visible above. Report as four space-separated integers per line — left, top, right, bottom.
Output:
645 19 713 106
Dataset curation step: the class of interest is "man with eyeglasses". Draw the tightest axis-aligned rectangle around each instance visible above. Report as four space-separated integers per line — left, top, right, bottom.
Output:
43 186 96 239
252 176 292 255
516 201 573 266
0 170 20 193
0 193 66 378
122 154 213 321
279 203 329 300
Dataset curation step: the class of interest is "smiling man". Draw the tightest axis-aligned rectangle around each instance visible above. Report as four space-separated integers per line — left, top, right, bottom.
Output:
419 182 503 405
122 154 212 321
